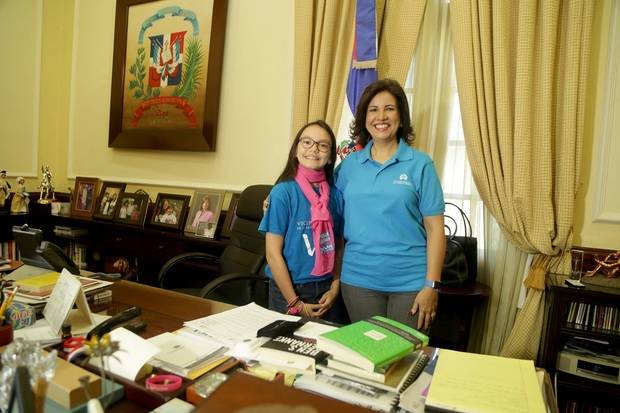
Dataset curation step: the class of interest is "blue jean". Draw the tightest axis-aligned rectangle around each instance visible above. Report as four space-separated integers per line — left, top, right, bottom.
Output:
269 278 350 325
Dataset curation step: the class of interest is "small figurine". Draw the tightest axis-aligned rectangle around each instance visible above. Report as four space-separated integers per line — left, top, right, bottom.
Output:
37 165 55 204
0 170 10 208
10 177 29 214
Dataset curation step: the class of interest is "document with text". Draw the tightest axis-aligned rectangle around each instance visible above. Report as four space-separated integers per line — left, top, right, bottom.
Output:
183 302 300 347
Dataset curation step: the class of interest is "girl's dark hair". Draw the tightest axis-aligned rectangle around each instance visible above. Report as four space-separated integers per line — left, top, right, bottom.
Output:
275 120 337 184
349 78 414 147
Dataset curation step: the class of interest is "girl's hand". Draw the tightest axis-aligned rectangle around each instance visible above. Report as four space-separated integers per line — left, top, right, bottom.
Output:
301 301 324 318
410 287 438 330
316 280 340 316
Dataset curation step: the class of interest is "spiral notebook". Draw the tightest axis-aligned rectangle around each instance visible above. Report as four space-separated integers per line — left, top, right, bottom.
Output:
317 350 430 393
297 351 429 412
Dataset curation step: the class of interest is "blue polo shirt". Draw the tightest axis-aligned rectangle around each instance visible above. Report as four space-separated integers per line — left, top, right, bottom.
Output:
259 180 343 284
335 139 444 292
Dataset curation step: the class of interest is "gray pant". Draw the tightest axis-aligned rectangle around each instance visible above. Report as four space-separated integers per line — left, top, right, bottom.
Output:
341 282 420 329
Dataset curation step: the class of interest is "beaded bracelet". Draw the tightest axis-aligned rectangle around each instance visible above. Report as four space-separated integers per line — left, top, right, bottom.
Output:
287 296 300 308
287 301 304 316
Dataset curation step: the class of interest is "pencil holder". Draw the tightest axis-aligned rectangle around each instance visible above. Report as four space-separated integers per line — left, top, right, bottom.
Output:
0 323 13 346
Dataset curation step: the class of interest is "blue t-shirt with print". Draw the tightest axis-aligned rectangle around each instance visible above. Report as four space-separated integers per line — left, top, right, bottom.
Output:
335 139 444 292
259 180 343 284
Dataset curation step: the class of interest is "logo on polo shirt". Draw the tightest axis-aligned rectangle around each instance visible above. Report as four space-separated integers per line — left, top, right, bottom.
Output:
393 173 412 186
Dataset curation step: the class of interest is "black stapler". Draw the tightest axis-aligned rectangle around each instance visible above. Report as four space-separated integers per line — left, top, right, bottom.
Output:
86 306 142 339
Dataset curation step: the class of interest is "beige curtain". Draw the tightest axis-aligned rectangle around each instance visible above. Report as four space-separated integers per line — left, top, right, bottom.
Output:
451 0 594 357
411 0 453 160
376 0 427 84
293 0 355 134
294 1 428 138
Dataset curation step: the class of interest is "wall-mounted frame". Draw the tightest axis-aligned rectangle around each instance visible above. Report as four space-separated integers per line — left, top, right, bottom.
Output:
113 192 149 227
70 177 100 218
184 189 224 238
108 0 228 151
93 181 127 220
220 192 240 238
149 193 190 231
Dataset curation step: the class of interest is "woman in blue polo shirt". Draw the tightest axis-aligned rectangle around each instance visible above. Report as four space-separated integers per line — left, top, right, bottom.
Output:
259 120 348 324
336 79 446 330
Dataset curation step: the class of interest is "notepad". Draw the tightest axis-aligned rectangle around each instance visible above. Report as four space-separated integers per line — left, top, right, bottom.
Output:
425 349 546 413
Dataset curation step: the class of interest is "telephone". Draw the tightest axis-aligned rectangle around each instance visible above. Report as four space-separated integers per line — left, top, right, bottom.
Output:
37 241 80 275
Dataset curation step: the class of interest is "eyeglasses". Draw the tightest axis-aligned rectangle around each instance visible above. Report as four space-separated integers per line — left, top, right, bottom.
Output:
299 137 331 153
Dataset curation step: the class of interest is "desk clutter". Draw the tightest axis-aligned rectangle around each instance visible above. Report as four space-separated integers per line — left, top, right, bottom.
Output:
0 282 553 413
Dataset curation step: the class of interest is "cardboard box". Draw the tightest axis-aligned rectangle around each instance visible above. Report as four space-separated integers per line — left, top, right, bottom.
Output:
47 357 102 408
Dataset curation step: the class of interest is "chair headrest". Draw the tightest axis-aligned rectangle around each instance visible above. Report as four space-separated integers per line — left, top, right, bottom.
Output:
236 185 273 222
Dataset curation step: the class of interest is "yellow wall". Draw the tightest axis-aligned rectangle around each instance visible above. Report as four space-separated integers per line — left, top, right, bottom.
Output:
6 0 293 203
3 1 618 247
0 0 41 178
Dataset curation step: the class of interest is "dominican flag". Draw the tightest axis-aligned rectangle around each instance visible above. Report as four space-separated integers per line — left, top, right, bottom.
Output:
148 31 186 88
338 0 378 160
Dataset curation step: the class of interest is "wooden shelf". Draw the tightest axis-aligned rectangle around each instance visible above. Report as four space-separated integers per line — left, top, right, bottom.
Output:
540 274 620 412
1 203 229 286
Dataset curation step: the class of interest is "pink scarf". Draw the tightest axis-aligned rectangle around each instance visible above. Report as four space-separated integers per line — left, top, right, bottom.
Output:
295 165 335 276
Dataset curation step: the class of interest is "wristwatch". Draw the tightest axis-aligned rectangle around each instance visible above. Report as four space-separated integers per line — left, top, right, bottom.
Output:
424 279 441 290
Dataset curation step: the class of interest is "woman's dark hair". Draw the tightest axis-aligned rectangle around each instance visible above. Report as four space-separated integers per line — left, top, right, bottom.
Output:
349 78 414 147
275 120 337 184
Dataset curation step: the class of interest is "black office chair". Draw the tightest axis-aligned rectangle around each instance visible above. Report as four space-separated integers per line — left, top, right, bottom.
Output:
158 184 272 307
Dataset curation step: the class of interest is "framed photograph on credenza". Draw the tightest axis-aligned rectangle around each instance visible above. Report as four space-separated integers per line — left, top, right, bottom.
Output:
113 192 149 227
70 177 99 218
149 193 190 231
93 181 126 220
184 189 224 238
220 192 240 238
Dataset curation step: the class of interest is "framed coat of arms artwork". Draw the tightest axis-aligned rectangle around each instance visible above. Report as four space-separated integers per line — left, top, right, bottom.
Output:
108 0 227 151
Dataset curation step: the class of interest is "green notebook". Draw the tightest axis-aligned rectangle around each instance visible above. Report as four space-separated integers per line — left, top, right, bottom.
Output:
317 316 429 372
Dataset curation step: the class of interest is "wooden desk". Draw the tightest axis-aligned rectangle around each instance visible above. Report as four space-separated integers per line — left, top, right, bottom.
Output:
109 280 234 338
105 281 234 412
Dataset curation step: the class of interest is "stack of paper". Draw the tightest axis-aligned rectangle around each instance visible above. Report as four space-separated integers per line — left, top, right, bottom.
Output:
183 302 299 347
425 349 546 413
148 332 229 380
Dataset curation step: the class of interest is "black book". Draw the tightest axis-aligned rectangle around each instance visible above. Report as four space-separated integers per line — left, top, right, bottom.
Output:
255 335 329 374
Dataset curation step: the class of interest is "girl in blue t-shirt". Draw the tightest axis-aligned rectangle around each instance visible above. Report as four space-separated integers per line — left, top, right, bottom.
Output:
259 120 348 324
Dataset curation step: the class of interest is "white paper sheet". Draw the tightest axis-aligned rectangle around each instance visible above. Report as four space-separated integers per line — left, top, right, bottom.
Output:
90 327 160 381
148 332 224 368
183 302 299 347
294 321 338 341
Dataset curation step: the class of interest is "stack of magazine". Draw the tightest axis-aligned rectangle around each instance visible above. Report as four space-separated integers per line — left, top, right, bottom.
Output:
295 316 430 412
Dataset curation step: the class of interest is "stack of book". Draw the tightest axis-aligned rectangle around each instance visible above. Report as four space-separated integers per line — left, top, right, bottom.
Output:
252 334 330 376
15 272 101 300
295 316 430 412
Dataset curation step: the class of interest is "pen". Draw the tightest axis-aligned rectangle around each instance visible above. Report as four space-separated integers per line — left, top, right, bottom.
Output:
0 287 17 324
